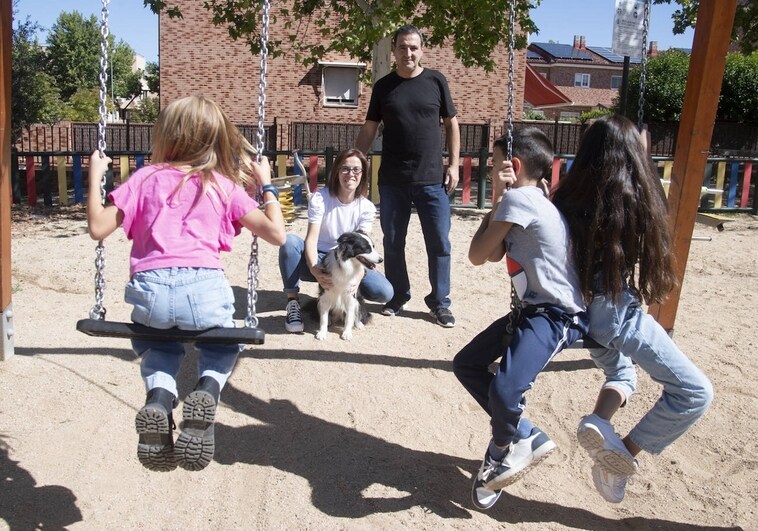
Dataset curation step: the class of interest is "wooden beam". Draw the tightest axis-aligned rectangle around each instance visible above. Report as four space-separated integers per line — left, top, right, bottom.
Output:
648 0 737 330
1 0 14 359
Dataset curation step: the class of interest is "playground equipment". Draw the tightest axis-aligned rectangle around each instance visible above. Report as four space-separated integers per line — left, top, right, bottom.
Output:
76 0 274 344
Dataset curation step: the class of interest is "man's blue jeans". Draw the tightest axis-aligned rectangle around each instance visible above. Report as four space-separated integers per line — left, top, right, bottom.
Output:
126 267 242 398
379 183 452 310
278 234 393 303
588 286 713 454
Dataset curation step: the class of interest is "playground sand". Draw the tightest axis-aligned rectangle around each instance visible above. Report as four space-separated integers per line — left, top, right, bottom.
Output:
2 206 756 530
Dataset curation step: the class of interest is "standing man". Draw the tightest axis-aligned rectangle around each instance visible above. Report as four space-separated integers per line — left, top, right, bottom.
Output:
355 24 460 328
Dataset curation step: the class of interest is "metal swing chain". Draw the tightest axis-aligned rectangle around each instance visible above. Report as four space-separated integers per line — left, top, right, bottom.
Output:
505 0 521 324
90 0 111 320
244 0 271 329
637 0 650 130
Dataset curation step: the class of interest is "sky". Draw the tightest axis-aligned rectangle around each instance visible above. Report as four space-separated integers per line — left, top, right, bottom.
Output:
15 0 696 64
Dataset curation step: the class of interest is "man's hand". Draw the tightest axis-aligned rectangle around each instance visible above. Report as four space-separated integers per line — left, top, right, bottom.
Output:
445 166 459 195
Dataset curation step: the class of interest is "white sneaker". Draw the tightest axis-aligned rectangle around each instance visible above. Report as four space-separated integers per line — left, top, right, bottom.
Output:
577 414 637 476
479 427 557 492
284 299 304 333
591 462 637 503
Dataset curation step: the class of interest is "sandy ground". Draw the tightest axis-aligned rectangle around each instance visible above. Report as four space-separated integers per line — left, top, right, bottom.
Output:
1 205 756 530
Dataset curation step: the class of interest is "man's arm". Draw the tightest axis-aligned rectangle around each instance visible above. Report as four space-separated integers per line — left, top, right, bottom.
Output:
443 115 460 194
355 120 380 154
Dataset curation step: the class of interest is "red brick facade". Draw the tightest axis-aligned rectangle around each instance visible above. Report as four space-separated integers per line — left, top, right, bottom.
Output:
159 2 525 149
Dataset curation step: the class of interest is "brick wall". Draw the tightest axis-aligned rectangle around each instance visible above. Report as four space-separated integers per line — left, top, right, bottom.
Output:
160 2 525 149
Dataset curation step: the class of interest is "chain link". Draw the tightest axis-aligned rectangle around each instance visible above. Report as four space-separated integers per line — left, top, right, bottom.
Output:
637 0 650 130
90 0 111 321
506 3 516 162
246 0 271 329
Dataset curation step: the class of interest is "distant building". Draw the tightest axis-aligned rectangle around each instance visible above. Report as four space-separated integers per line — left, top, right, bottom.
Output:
526 35 661 121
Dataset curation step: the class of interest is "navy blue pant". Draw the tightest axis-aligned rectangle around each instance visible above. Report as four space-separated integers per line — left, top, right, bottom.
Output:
453 306 588 446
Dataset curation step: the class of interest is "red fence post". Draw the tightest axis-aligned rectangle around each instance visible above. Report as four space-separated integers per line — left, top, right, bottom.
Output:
740 161 752 209
462 156 471 206
308 155 319 192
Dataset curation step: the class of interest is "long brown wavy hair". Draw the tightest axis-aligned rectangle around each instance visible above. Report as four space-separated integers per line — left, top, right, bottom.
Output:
552 115 677 304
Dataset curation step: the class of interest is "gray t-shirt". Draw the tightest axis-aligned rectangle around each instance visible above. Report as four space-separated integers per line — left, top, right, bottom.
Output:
493 186 585 314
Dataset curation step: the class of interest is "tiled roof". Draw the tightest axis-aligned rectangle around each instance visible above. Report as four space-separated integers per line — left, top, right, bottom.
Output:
558 87 619 108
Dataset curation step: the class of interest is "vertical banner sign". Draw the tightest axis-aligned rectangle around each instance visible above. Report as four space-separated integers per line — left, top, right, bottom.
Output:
613 0 646 57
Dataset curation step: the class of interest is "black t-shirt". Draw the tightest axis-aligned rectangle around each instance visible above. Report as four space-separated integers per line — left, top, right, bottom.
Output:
366 68 457 186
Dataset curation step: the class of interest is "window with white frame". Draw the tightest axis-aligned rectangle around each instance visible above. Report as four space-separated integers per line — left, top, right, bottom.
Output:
611 75 623 89
574 73 591 88
321 63 363 107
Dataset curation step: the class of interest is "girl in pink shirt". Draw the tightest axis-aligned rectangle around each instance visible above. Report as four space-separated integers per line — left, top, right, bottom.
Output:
87 95 286 472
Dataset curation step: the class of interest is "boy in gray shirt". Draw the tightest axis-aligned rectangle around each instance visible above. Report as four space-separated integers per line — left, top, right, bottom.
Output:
453 128 588 510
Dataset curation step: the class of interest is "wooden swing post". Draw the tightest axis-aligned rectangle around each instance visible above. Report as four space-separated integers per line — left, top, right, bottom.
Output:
0 0 14 360
648 0 737 331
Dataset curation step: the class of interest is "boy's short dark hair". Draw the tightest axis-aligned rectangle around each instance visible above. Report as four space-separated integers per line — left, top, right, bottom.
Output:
493 127 554 182
392 25 424 47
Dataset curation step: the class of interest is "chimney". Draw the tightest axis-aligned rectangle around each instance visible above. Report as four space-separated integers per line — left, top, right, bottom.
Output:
573 35 581 48
648 41 659 57
579 35 586 49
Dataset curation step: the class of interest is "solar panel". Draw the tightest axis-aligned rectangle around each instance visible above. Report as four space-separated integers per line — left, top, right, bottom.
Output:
531 42 594 61
527 50 544 59
588 46 642 64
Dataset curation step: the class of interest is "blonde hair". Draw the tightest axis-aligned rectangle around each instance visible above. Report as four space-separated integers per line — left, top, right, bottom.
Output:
151 95 258 195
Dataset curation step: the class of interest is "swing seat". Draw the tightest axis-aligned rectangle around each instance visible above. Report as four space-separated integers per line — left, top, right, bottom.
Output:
76 318 265 344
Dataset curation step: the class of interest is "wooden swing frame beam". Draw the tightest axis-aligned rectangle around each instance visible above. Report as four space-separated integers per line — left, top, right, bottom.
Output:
0 0 738 359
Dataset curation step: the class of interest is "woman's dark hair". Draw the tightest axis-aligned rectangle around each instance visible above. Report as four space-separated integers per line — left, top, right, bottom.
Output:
326 148 370 198
552 114 677 304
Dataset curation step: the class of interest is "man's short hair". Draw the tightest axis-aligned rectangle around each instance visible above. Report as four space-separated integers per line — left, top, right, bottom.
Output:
392 25 424 47
494 127 554 182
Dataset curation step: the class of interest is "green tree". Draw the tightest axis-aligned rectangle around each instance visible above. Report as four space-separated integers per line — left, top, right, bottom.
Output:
718 52 758 122
11 12 64 142
616 49 690 122
46 11 142 101
62 87 116 122
145 0 538 75
131 96 160 123
654 0 757 54
145 61 159 94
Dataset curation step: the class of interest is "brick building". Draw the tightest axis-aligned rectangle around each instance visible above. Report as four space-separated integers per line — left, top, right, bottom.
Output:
159 2 526 151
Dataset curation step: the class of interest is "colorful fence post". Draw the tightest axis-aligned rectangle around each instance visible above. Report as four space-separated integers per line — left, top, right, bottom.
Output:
308 155 319 196
477 147 488 209
135 155 145 169
25 156 36 207
56 155 68 206
461 156 472 206
119 155 130 183
741 161 752 209
550 157 562 191
714 161 726 208
727 162 739 208
73 155 83 204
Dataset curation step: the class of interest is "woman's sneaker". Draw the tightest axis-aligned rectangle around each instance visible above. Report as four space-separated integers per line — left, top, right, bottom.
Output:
285 299 304 333
576 414 638 476
471 427 556 509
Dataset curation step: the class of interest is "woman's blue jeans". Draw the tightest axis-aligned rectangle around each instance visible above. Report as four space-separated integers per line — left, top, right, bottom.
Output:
379 183 452 310
278 233 393 303
126 267 242 398
588 287 713 454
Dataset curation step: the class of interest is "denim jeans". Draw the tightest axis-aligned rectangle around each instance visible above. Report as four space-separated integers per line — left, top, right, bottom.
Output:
126 267 242 398
453 306 588 446
379 183 452 310
278 233 393 303
588 286 713 455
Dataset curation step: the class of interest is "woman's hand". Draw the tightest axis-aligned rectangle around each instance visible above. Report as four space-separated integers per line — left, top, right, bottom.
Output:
310 264 334 289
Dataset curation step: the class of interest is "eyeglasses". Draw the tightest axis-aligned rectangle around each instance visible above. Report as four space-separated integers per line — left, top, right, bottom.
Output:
339 166 363 176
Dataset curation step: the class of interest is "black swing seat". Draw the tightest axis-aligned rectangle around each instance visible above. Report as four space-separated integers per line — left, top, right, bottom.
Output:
76 318 265 345
569 337 603 350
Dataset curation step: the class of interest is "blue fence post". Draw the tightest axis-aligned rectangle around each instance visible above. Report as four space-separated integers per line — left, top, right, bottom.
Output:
727 162 739 208
73 156 84 204
293 151 303 206
136 154 145 169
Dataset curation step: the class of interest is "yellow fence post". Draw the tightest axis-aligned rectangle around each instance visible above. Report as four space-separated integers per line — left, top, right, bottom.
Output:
714 161 725 208
120 155 130 183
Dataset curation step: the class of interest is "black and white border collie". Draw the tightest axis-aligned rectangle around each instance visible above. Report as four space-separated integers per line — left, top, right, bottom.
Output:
316 231 383 340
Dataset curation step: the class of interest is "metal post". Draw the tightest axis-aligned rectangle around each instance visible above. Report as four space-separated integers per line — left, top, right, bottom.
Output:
619 56 630 116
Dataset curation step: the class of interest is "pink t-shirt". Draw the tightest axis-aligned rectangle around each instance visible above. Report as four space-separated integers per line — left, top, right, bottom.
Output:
109 166 258 276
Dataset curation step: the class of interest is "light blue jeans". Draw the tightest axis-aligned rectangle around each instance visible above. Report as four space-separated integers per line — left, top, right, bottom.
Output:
278 233 394 303
126 267 242 398
588 286 713 455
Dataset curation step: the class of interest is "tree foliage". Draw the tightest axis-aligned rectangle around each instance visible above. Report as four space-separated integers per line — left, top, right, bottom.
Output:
146 0 538 73
131 97 161 123
145 61 160 94
617 50 758 123
11 12 64 142
46 11 143 101
654 0 757 54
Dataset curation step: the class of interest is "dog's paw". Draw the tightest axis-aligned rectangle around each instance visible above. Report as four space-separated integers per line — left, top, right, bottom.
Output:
354 321 365 330
315 330 328 340
340 330 353 341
